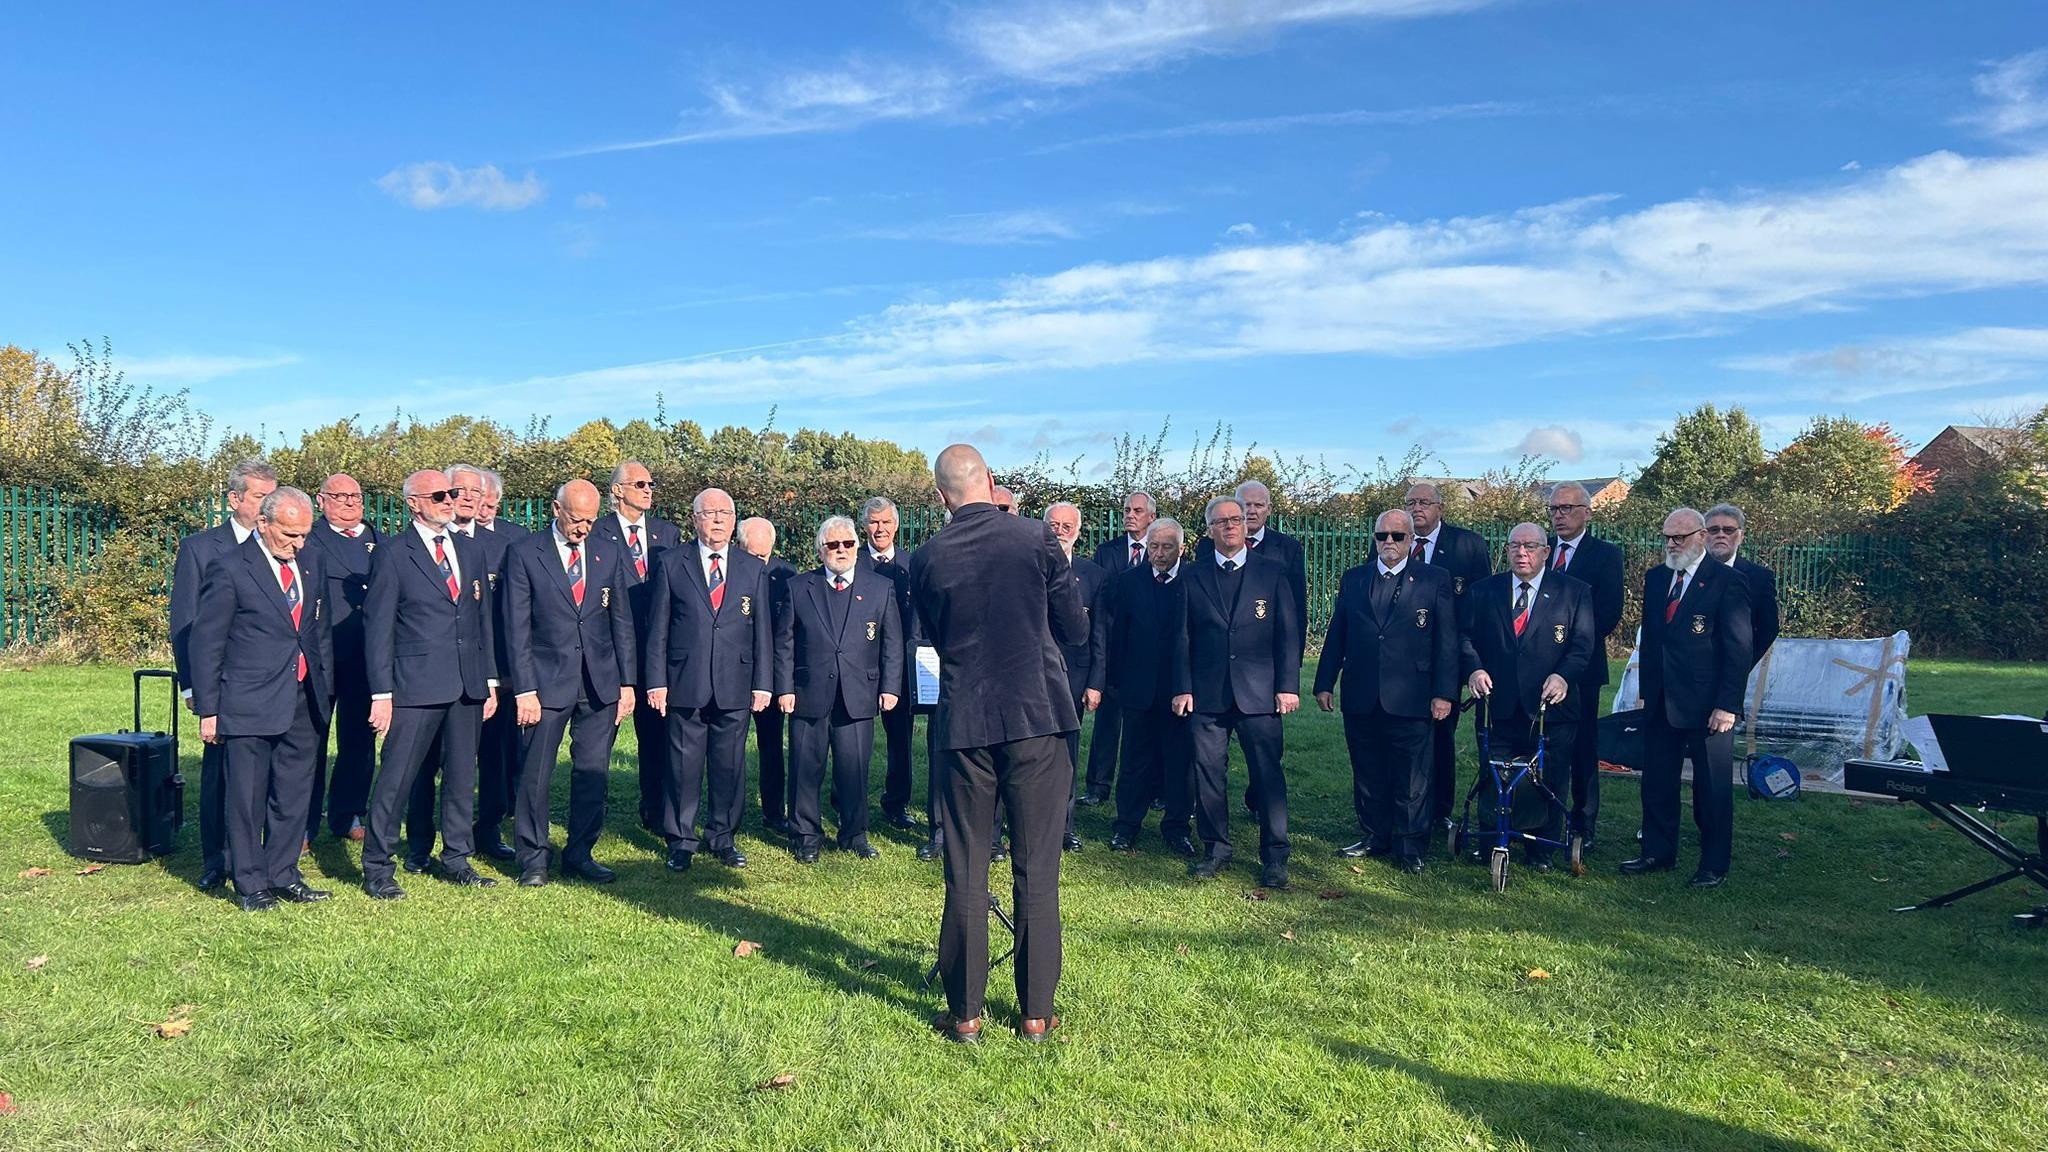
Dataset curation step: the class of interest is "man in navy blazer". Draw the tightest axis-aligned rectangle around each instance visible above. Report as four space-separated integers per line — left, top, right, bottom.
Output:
503 480 637 886
862 496 922 830
169 457 276 890
1315 509 1459 874
1079 490 1157 807
1045 502 1107 851
773 516 903 862
1626 508 1754 888
1405 482 1495 837
1177 496 1301 889
1088 517 1194 857
1547 481 1626 849
190 488 335 911
644 487 774 872
741 517 800 835
594 460 683 834
299 472 379 846
912 445 1086 1044
1460 523 1597 866
1705 503 1779 668
1196 480 1309 815
360 470 501 898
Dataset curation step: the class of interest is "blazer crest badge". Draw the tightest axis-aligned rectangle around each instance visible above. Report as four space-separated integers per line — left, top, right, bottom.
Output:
1415 607 1431 629
1253 599 1268 620
1691 614 1707 635
472 579 482 601
601 587 611 609
740 595 753 617
866 620 879 641
1552 622 1566 644
1453 576 1466 595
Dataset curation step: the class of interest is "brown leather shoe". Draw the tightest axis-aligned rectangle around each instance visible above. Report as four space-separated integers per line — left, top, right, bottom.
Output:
934 1014 982 1044
1019 1015 1061 1044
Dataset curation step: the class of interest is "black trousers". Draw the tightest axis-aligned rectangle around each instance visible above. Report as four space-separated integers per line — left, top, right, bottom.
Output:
307 678 374 838
938 732 1067 1022
1344 706 1433 857
1111 703 1192 843
1474 711 1574 863
1062 686 1089 836
474 687 520 845
1082 692 1123 799
1427 709 1460 824
756 706 788 826
1566 675 1604 836
663 703 749 853
788 702 875 852
223 683 319 895
1643 715 1734 875
632 697 669 830
363 697 483 882
515 695 619 875
198 739 227 873
879 690 915 817
1188 708 1289 866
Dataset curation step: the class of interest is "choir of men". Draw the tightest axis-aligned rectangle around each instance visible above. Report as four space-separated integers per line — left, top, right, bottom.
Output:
177 456 1778 919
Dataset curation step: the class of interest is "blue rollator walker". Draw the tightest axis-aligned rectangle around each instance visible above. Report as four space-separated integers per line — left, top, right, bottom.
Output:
1450 696 1584 892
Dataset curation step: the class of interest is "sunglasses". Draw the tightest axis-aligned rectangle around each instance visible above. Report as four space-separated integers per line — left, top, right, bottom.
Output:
1704 525 1740 536
822 540 859 550
412 489 454 503
623 480 656 490
1374 531 1409 542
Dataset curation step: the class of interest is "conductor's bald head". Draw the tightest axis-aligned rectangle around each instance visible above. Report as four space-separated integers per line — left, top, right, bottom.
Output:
934 443 995 512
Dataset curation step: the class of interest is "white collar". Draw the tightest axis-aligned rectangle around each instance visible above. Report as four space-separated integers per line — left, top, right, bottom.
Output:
1512 569 1545 596
230 520 255 544
1152 561 1181 582
870 546 895 563
330 522 364 538
1248 527 1267 546
1213 546 1248 568
1378 558 1408 578
698 540 728 561
616 510 646 531
1555 529 1586 548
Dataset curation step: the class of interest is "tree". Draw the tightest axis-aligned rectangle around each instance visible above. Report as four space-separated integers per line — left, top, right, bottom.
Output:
1761 417 1932 529
1628 404 1766 514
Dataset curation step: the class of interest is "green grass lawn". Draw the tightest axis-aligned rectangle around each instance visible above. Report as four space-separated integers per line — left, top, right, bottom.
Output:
2 658 2045 1150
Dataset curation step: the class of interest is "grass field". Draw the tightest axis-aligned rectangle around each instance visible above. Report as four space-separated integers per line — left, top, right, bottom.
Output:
3 658 2046 1151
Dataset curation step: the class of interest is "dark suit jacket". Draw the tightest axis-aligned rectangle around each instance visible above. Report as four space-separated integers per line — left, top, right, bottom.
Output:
1197 526 1308 655
190 537 335 736
1180 552 1302 715
1060 554 1109 696
1458 571 1596 723
482 518 531 542
1731 556 1780 667
910 504 1086 750
457 522 518 681
644 542 773 711
774 566 903 721
1548 532 1624 687
592 512 683 639
502 529 638 709
1641 561 1754 728
170 520 244 691
300 519 380 687
363 523 498 706
1417 521 1493 619
1091 533 1150 577
1313 561 1460 717
864 546 916 693
1090 563 1188 710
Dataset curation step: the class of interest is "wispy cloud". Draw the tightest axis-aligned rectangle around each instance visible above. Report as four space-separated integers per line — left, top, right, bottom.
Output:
856 209 1081 245
1724 326 2048 401
376 162 545 210
119 352 300 384
574 192 608 210
1032 98 1528 153
1965 48 2048 139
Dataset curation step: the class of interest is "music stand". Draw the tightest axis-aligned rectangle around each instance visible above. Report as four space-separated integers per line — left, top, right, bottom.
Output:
921 895 1018 989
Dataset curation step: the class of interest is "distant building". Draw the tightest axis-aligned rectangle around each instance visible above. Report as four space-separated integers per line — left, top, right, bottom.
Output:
1409 475 1629 509
1909 425 2027 490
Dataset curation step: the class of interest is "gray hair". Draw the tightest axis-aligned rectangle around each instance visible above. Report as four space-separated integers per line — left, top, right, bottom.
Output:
480 468 505 497
1203 495 1243 526
227 458 277 496
861 495 897 520
1234 479 1271 503
692 488 734 516
1043 500 1080 522
739 516 777 551
258 486 313 520
1548 480 1590 505
1375 508 1415 534
1144 516 1184 544
1705 502 1746 529
610 460 647 486
1124 490 1157 514
1667 506 1706 531
814 515 858 549
1507 521 1548 545
447 462 485 486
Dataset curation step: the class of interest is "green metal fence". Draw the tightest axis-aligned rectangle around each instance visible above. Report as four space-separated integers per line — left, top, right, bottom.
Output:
0 484 1911 648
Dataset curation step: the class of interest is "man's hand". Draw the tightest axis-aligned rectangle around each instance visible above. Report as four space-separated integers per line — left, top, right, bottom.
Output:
615 687 635 726
200 716 220 744
1315 691 1334 712
646 687 668 716
1082 688 1101 712
182 692 198 715
515 693 542 727
481 692 499 722
879 693 898 713
1468 670 1493 698
1540 674 1569 706
369 699 392 735
1276 692 1300 715
1708 708 1737 734
1170 693 1194 718
778 694 797 714
751 690 771 713
1430 697 1453 722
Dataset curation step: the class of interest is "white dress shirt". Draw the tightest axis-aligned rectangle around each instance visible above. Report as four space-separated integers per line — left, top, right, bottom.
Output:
1509 568 1545 609
698 540 729 586
1212 546 1248 570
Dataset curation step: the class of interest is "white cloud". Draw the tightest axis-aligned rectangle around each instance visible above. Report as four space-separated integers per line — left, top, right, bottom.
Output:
1967 48 2048 138
574 192 609 210
1514 425 1584 464
1724 326 2048 401
858 209 1081 245
118 353 300 384
1222 222 1260 241
1839 160 1860 171
1035 98 1526 153
376 162 545 211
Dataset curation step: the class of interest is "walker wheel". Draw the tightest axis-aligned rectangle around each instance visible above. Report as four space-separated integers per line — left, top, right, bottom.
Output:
1568 832 1587 878
1489 847 1510 894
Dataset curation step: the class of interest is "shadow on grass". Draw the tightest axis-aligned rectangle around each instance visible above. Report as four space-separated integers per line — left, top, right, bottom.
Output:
1327 1041 1828 1152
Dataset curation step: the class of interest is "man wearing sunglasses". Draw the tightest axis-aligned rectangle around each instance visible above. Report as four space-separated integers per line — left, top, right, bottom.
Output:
1624 507 1754 889
300 472 381 848
1546 481 1625 852
1704 503 1778 670
1404 482 1495 845
1316 509 1458 875
444 463 521 865
594 460 683 834
361 469 502 898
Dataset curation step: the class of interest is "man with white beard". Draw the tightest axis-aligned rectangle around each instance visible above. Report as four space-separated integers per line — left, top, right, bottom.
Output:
1622 507 1753 889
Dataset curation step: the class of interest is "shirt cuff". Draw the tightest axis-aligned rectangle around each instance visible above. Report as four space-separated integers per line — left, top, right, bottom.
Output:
487 678 499 691
180 688 193 702
516 691 539 702
371 692 392 701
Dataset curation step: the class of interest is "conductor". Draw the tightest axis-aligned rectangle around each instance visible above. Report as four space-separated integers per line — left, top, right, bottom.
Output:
910 444 1087 1045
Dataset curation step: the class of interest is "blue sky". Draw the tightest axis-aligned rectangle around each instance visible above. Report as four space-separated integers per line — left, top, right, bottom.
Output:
6 1 2048 479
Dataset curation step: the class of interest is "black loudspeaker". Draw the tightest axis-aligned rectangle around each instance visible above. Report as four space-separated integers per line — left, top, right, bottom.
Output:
68 669 185 863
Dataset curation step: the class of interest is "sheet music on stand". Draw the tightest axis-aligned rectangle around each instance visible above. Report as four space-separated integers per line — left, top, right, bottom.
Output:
914 645 941 707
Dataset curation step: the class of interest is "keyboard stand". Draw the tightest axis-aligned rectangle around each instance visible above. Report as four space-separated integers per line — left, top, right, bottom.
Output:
1893 806 2048 924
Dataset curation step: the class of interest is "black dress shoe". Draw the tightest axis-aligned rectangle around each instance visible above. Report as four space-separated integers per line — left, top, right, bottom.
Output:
270 882 331 903
884 809 920 829
402 858 432 875
1165 835 1197 858
518 870 548 887
439 867 498 887
1107 832 1134 852
1259 863 1290 890
236 889 278 912
793 847 821 864
569 860 617 883
1398 855 1426 875
990 841 1009 863
1620 856 1674 875
852 842 881 859
916 840 941 862
363 878 406 900
714 846 747 869
666 847 694 872
479 839 517 862
1190 856 1226 880
1062 833 1084 853
1336 840 1372 859
1688 870 1726 889
197 866 228 892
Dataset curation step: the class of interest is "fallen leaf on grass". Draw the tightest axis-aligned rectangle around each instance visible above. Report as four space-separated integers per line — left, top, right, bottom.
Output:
1526 968 1552 980
1279 930 1296 942
733 940 763 958
74 864 106 876
1349 865 1364 874
1778 833 1797 843
1174 943 1189 956
1242 889 1268 902
1317 890 1346 900
25 956 48 971
858 959 877 970
16 867 52 879
754 1073 796 1091
152 1006 197 1039
0 1090 14 1115
1871 876 1891 884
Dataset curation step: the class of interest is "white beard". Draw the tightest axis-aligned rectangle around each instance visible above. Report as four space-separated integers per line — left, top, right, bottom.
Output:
1664 543 1705 572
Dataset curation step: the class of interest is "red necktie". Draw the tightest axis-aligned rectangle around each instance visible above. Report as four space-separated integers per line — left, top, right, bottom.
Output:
567 542 585 606
1131 541 1143 566
1512 581 1530 637
1665 573 1686 623
629 524 646 578
434 534 458 600
708 553 725 611
1553 542 1569 570
279 560 307 681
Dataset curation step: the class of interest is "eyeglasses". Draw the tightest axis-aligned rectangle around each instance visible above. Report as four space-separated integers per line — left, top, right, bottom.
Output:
1663 529 1704 545
996 503 1013 512
1506 541 1547 552
623 480 655 490
1547 503 1587 513
1403 498 1440 508
411 489 454 504
822 540 859 551
1374 531 1409 542
1704 525 1740 536
1208 515 1245 527
449 485 480 496
320 492 363 504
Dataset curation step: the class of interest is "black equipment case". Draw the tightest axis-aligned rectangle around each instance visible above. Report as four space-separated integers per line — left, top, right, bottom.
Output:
68 669 185 863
